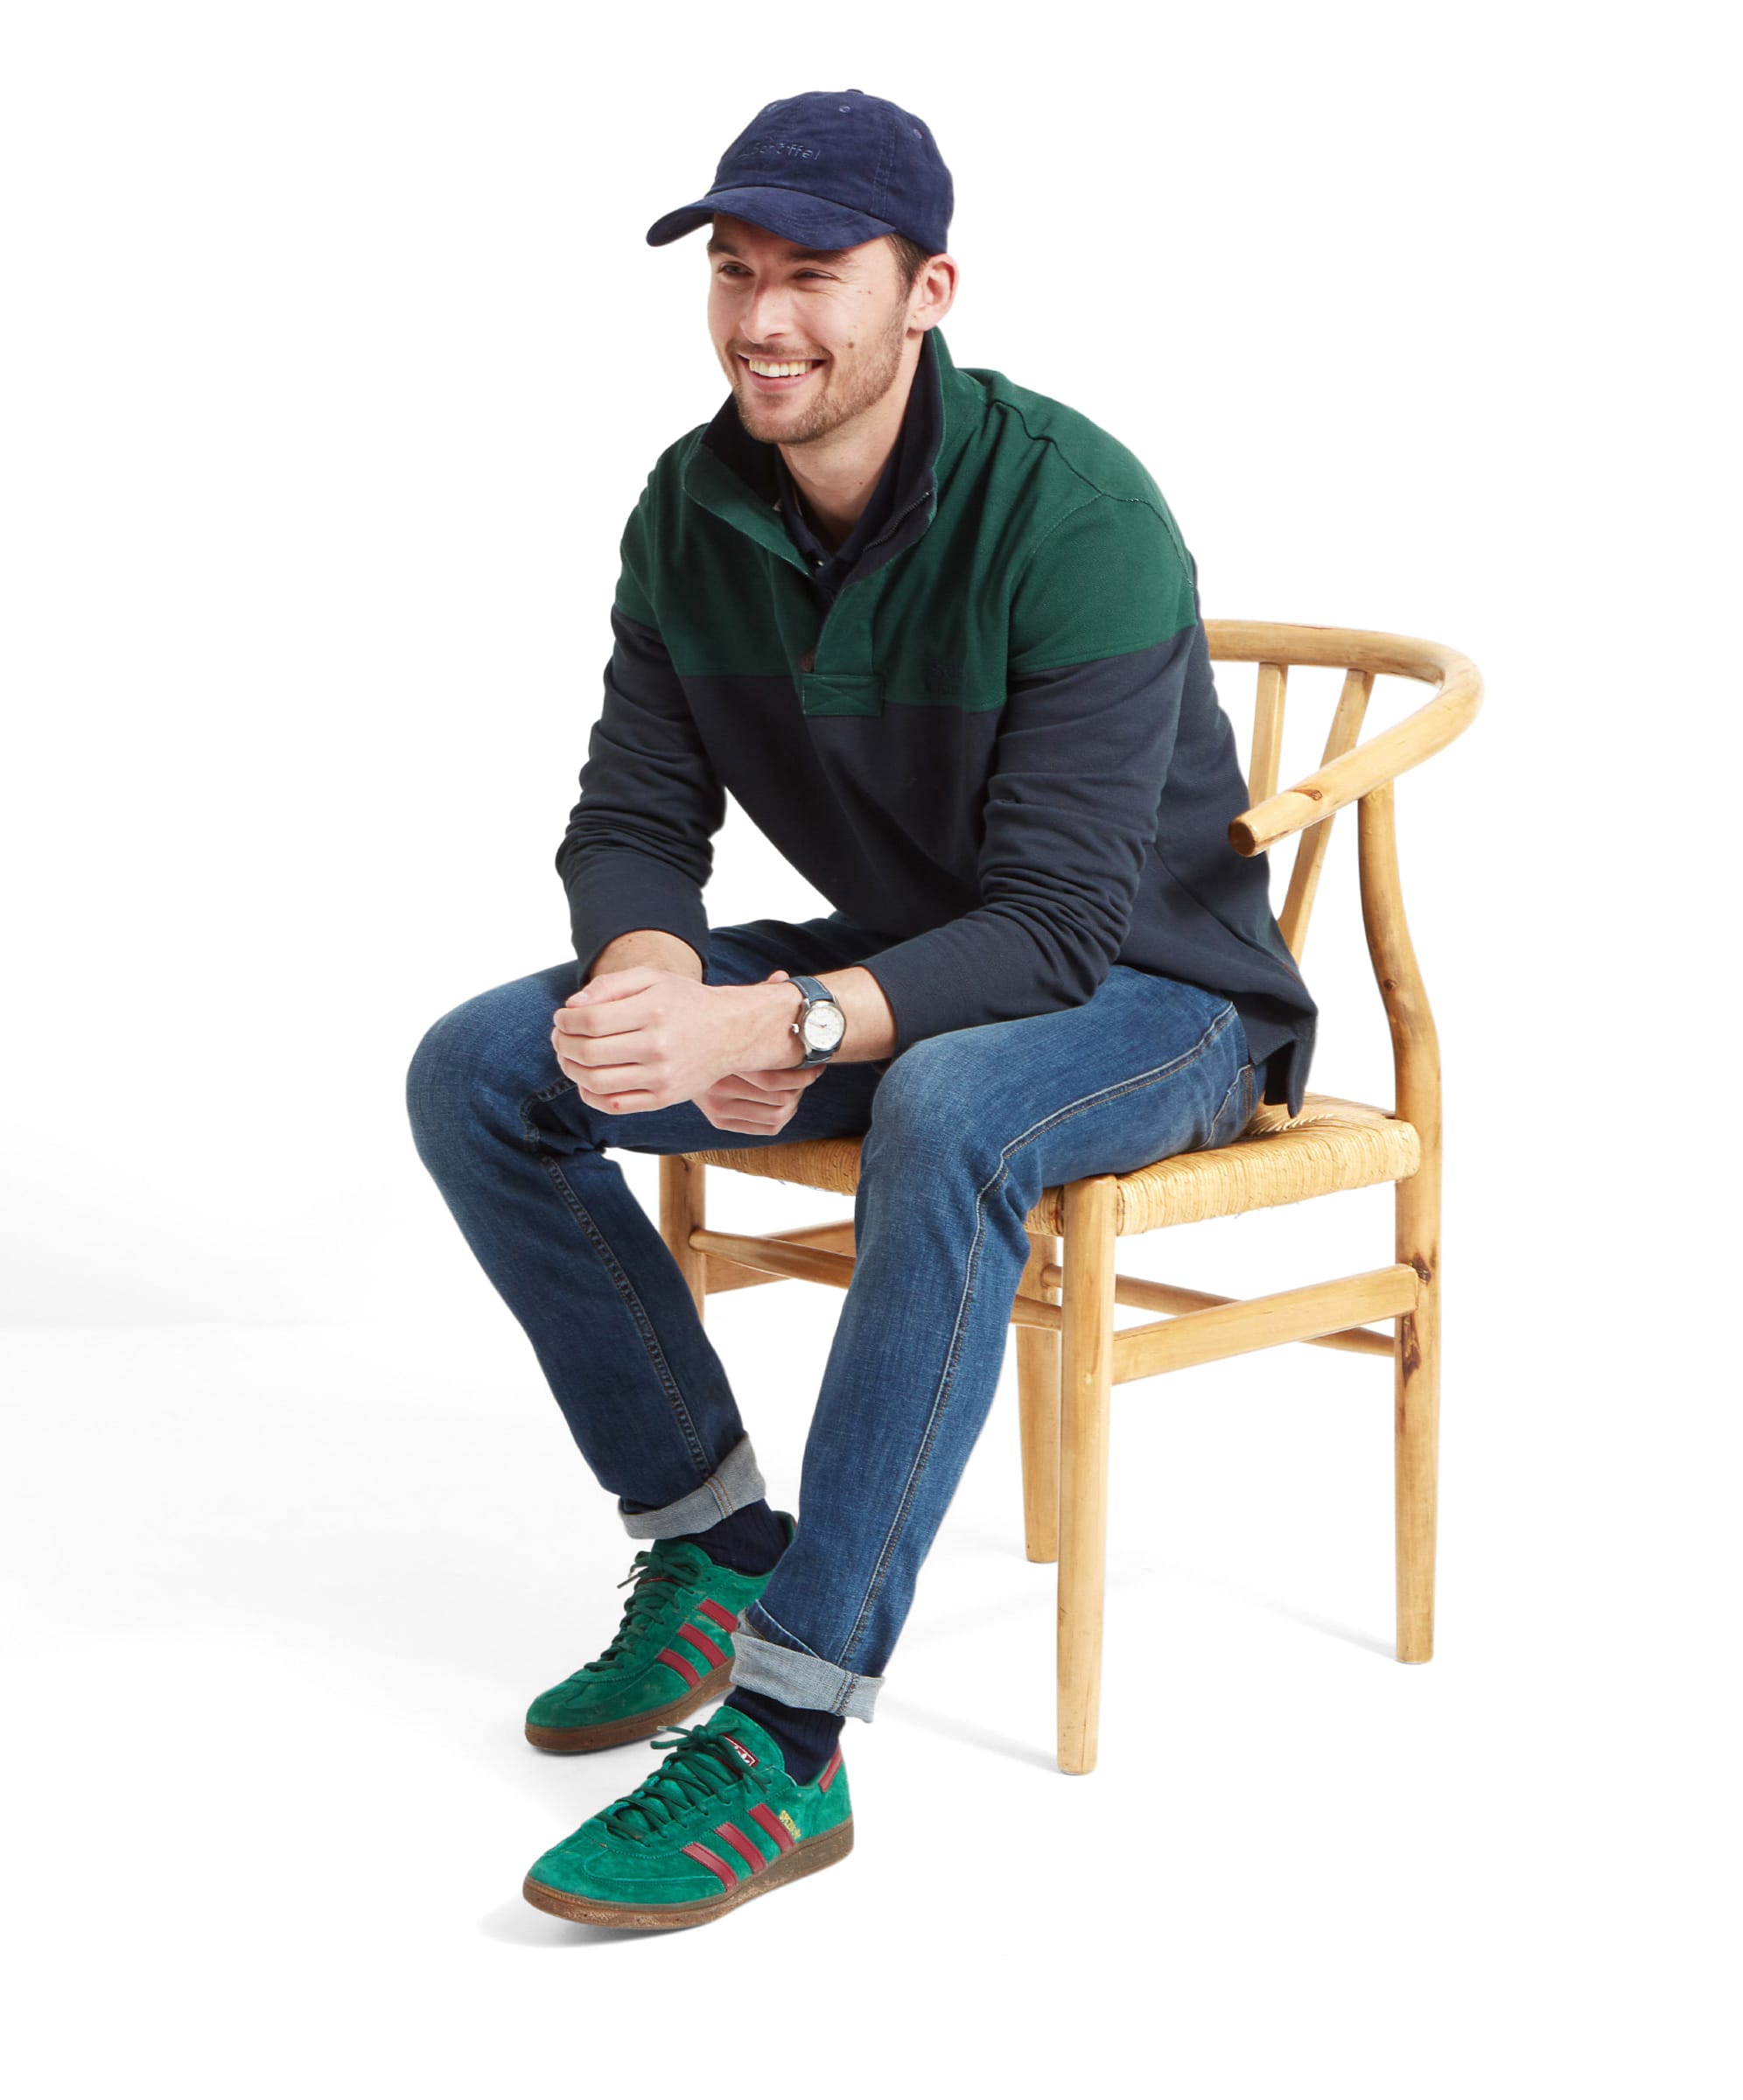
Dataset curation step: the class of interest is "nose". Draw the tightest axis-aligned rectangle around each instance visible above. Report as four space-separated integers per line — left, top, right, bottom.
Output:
741 276 802 351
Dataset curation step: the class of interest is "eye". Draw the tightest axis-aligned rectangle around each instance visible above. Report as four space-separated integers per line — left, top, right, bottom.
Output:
712 262 833 281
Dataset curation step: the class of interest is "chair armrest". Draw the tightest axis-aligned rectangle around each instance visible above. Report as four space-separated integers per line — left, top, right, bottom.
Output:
1225 637 1483 856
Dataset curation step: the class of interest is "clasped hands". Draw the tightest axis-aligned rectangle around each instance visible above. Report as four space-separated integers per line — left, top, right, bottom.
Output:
550 964 823 1137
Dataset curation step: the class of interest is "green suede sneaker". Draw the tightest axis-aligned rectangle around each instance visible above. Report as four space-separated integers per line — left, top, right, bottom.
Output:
522 1705 853 1929
523 1518 793 1754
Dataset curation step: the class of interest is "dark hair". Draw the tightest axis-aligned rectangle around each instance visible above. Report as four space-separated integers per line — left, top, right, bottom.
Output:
886 232 934 292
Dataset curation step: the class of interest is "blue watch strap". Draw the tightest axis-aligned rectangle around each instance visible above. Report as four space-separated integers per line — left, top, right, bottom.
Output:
788 974 843 1064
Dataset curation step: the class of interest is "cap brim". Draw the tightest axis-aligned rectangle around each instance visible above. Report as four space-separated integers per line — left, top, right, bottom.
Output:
646 185 899 249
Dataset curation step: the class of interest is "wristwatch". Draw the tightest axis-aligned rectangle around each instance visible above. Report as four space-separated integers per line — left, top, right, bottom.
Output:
786 974 846 1067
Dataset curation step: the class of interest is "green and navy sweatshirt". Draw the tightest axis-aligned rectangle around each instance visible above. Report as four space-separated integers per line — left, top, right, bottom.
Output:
557 326 1317 1115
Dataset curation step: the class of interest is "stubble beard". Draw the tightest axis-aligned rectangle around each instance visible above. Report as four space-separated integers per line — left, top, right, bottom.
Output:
732 294 912 446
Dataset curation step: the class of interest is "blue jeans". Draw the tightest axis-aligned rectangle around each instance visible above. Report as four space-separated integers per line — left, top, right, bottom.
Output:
405 912 1263 1724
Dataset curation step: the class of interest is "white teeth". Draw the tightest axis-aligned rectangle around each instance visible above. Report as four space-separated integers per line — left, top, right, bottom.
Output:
747 359 816 377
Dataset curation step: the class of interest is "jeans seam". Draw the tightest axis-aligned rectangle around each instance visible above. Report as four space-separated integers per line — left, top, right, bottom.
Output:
744 1601 828 1661
1207 1063 1245 1147
517 1082 711 1480
835 998 1238 1668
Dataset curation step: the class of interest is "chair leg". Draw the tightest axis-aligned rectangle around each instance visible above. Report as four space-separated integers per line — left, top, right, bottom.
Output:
1017 1231 1061 1563
659 1155 709 1321
1394 1150 1440 1662
1057 1178 1117 1774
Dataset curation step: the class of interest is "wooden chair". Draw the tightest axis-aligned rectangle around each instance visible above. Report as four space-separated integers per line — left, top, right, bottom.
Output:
657 622 1482 1773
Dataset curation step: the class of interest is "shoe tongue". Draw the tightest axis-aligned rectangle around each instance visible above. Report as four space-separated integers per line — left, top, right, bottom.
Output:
706 1707 786 1778
646 1537 713 1580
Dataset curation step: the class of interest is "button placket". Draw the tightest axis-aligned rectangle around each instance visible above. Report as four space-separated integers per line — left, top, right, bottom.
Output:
795 584 884 717
805 582 869 682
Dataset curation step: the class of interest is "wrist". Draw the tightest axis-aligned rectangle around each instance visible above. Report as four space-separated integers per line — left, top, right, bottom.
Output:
734 979 807 1069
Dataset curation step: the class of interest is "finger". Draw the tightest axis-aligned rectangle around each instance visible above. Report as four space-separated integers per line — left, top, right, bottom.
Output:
733 1065 821 1091
570 1062 667 1110
710 1110 790 1134
718 1070 790 1097
720 1074 815 1109
553 1025 636 1074
581 1088 664 1114
554 987 650 1032
557 1050 656 1096
718 1092 785 1125
562 967 657 1009
555 1000 652 1038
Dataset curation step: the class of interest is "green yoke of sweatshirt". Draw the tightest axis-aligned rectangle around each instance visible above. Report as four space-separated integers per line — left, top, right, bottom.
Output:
558 326 1318 1115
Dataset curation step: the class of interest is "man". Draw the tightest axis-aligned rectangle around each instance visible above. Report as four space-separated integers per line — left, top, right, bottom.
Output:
407 88 1316 1930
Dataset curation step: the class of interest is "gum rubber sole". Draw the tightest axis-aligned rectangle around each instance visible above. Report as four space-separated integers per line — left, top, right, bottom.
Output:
522 1816 854 1930
524 1663 734 1753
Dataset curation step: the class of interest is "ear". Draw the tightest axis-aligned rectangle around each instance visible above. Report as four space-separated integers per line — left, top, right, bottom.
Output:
913 253 959 329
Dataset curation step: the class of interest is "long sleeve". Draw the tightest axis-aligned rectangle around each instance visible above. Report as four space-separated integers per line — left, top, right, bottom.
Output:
856 495 1198 1052
555 603 725 980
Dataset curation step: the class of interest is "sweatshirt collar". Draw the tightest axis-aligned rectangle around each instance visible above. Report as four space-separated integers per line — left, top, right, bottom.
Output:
684 325 977 575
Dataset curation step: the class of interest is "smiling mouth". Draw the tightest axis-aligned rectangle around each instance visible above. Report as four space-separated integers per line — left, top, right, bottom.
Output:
739 354 824 391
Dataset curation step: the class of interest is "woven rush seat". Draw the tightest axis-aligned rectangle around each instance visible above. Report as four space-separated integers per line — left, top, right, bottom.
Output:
682 1090 1420 1237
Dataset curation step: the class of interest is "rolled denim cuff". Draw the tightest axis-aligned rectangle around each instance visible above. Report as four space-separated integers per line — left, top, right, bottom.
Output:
729 1601 886 1721
618 1433 766 1540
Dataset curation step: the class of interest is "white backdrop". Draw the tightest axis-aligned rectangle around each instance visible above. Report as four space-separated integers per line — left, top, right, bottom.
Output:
3 4 1735 2093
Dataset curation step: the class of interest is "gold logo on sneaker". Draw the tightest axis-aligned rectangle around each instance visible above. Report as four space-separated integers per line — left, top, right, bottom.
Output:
779 1810 801 1839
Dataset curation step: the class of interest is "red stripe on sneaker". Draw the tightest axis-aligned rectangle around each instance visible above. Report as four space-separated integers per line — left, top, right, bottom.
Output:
749 1802 794 1854
817 1746 844 1794
696 1597 738 1633
714 1822 766 1874
680 1841 738 1890
677 1622 728 1670
655 1646 701 1690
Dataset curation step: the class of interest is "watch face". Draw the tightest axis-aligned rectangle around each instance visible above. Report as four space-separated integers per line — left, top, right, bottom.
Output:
802 999 845 1053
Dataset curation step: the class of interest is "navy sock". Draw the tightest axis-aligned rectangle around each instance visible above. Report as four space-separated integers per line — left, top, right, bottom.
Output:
617 1494 788 1578
723 1687 843 1785
677 1497 788 1576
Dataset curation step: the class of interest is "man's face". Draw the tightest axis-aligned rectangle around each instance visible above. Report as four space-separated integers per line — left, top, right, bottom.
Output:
706 212 916 446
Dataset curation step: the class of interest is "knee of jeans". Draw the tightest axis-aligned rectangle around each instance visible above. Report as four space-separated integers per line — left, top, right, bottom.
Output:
861 1033 982 1169
406 1007 478 1162
405 990 553 1164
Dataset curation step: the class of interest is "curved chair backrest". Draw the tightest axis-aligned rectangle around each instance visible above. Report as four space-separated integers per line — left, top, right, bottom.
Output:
1203 622 1483 1129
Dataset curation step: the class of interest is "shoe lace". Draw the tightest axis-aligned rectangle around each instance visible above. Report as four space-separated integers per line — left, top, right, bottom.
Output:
602 1724 760 1842
578 1544 708 1678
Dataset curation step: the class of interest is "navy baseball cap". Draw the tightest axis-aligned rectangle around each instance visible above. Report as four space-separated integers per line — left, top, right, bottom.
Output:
645 88 952 257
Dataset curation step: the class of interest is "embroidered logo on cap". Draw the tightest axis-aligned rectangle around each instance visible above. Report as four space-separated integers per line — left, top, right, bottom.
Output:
730 138 823 165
